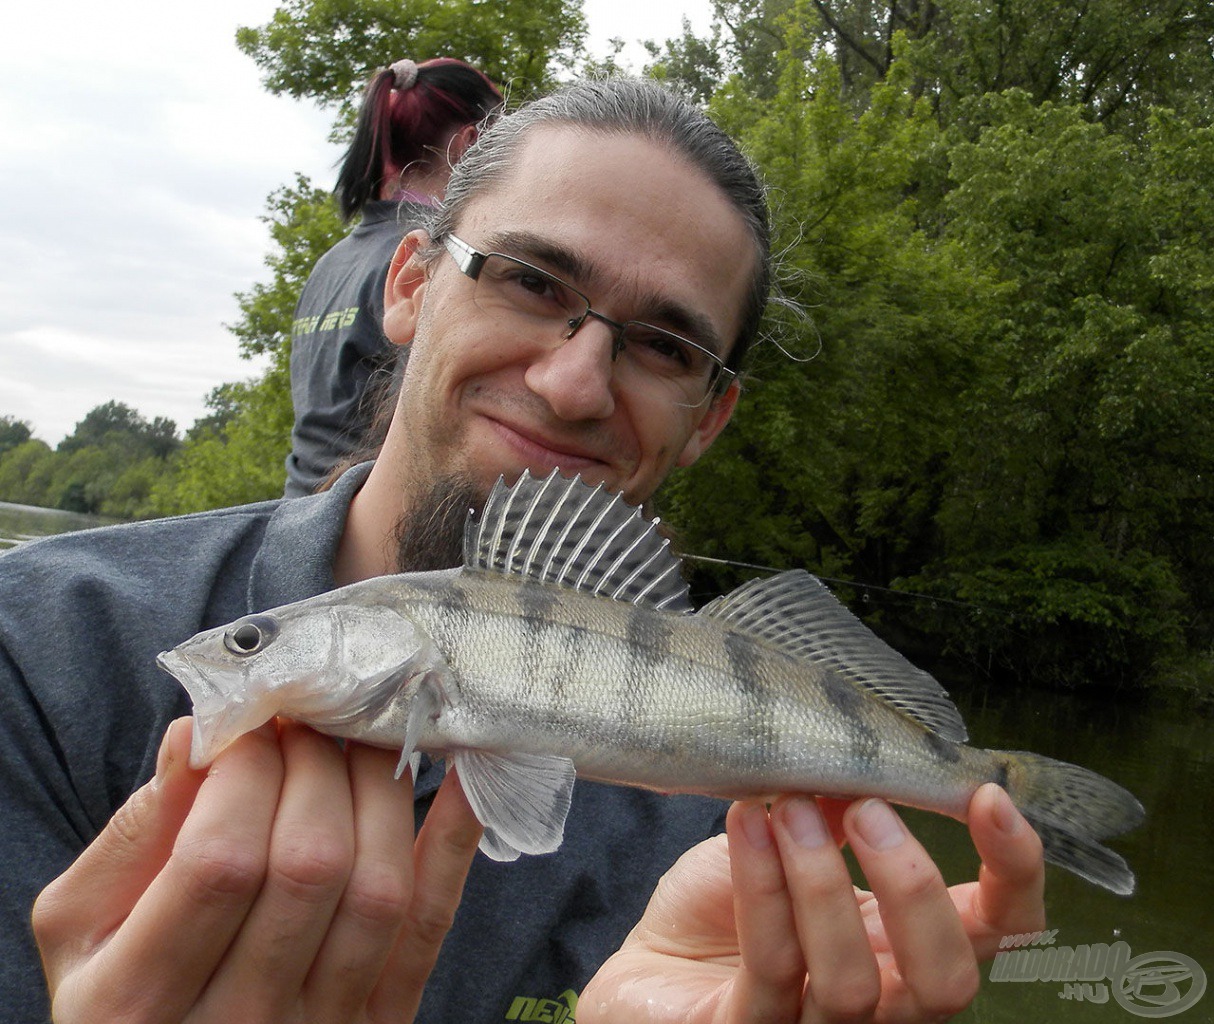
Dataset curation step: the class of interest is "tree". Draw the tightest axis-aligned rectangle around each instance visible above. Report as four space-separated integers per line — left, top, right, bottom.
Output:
910 98 1214 683
0 440 54 506
649 0 1214 131
236 0 586 125
152 179 345 513
58 401 180 460
0 417 32 460
150 369 294 515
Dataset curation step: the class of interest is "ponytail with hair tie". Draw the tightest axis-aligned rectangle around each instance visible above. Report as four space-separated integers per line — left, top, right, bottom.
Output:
390 58 419 91
335 56 503 222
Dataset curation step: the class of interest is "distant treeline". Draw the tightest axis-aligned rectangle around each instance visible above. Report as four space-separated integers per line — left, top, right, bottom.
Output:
4 0 1212 698
0 406 184 520
0 382 290 521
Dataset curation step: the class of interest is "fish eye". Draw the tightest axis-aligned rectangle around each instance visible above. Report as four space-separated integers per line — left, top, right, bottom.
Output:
223 615 279 656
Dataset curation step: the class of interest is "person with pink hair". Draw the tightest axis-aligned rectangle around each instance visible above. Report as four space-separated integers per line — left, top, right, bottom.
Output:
285 57 502 498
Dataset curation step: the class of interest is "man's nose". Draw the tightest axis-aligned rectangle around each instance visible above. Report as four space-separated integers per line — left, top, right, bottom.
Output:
524 316 618 421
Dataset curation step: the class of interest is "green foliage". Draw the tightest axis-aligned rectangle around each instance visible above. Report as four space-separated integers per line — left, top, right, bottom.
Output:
144 0 593 515
147 174 343 513
0 439 53 506
660 26 1214 691
668 52 991 593
58 401 180 460
643 18 726 104
187 383 247 442
908 0 1214 130
0 417 32 459
655 0 1214 132
149 369 293 515
0 404 181 517
235 0 586 125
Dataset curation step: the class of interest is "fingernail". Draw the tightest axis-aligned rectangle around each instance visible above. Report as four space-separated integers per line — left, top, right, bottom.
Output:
782 797 829 848
154 718 187 787
853 799 906 851
991 785 1025 835
740 803 772 850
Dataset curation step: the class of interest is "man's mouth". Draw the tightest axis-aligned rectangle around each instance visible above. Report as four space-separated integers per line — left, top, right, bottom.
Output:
486 416 608 473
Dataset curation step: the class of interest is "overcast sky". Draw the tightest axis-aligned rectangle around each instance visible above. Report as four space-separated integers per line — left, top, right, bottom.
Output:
0 0 712 446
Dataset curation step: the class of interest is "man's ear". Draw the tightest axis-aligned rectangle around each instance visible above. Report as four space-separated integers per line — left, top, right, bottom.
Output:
448 123 479 164
675 381 740 468
382 230 430 347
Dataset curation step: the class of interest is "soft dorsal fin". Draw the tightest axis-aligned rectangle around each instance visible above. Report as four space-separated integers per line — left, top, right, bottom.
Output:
700 569 968 742
463 470 693 613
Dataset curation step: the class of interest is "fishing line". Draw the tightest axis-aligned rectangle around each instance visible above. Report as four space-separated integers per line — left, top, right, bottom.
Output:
680 553 990 614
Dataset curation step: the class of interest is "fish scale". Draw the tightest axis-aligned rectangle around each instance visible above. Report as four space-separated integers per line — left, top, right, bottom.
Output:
158 469 1145 892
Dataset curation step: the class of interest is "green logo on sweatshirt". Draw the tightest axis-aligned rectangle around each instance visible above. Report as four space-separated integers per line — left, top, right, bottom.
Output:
504 988 577 1022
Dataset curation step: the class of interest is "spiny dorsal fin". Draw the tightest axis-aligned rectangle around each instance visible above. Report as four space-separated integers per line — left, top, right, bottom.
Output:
463 470 692 613
700 569 968 742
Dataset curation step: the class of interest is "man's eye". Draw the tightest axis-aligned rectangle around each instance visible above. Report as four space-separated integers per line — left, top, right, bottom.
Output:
515 271 556 298
631 329 695 368
498 266 569 308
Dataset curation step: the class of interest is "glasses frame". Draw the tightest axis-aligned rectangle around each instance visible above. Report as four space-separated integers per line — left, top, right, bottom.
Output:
441 233 737 405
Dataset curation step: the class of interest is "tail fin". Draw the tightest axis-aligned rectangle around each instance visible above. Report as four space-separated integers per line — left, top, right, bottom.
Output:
992 749 1144 896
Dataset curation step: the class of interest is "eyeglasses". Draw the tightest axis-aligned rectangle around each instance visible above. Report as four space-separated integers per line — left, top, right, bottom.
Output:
441 233 736 408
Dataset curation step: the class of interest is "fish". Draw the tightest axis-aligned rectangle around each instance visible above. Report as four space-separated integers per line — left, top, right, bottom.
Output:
157 469 1144 892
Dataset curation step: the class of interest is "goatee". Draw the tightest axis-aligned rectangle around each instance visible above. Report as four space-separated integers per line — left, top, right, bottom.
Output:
393 475 486 573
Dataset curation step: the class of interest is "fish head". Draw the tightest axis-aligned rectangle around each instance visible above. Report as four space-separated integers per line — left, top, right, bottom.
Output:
157 595 435 769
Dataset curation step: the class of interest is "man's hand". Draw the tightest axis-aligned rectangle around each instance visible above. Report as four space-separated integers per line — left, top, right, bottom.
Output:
33 717 482 1024
580 783 1046 1023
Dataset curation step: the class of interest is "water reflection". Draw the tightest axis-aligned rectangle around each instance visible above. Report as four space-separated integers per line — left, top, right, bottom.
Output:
893 682 1213 1022
0 501 115 550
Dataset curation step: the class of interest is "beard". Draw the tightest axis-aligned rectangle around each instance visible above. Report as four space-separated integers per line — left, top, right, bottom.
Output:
392 474 487 573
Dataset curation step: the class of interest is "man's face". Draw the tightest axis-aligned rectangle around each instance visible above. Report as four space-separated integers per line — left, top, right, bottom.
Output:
381 125 756 508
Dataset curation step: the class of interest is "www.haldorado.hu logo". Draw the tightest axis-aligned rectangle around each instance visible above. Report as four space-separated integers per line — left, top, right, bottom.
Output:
990 930 1207 1017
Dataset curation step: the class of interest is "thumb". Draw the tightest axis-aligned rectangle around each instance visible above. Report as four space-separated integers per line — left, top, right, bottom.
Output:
33 718 204 970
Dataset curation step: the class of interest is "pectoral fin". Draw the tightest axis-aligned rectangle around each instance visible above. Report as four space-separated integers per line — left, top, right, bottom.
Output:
454 749 576 862
394 674 444 781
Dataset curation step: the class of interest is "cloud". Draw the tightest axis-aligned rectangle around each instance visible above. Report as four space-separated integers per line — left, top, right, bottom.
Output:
0 0 339 445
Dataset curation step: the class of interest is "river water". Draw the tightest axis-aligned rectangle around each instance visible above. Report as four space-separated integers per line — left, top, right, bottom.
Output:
0 500 115 550
1 502 1210 1020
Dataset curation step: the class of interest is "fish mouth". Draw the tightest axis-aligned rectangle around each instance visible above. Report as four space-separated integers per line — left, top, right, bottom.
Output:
156 649 274 769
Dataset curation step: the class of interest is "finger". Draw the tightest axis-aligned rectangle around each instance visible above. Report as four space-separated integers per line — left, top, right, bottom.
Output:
369 766 483 1020
771 796 880 1023
68 722 283 1020
197 722 356 1018
305 742 417 1020
723 801 805 1023
34 718 200 986
845 799 980 1020
964 783 1046 958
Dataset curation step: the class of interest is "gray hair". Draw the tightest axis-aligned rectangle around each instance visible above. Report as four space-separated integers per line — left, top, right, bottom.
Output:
429 77 771 370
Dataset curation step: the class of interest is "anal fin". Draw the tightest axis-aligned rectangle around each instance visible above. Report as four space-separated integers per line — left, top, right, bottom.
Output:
454 749 576 862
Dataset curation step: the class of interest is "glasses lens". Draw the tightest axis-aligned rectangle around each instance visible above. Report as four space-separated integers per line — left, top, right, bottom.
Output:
474 254 587 326
618 323 721 405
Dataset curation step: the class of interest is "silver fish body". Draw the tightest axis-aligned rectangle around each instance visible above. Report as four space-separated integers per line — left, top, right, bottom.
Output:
158 471 1143 890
